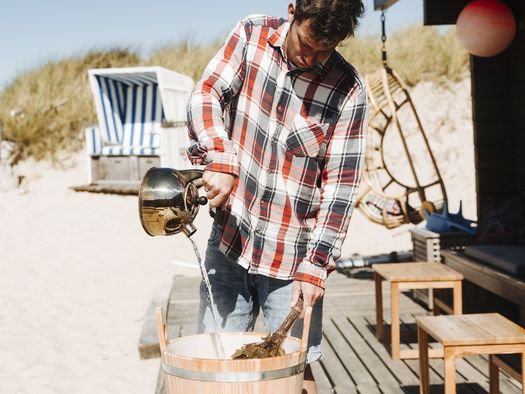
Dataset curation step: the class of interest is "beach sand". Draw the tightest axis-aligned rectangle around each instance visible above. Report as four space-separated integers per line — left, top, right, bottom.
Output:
0 78 476 393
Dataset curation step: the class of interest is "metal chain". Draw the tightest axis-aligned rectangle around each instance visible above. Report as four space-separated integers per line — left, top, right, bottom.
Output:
381 10 388 67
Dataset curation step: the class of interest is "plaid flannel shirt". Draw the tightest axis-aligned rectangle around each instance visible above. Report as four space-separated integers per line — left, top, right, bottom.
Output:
187 15 367 288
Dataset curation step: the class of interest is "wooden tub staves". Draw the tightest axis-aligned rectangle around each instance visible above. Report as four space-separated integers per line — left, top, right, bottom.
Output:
155 306 312 394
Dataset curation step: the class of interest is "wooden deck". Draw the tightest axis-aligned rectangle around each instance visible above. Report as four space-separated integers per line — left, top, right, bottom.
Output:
154 269 523 394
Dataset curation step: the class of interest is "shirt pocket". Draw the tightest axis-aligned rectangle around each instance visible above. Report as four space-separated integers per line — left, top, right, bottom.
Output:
285 114 329 158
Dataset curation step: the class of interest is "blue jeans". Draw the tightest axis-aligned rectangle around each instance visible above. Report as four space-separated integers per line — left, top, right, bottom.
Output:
197 223 323 363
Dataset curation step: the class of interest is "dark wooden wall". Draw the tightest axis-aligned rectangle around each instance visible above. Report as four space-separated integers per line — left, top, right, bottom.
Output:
471 0 525 223
423 0 470 25
424 0 525 228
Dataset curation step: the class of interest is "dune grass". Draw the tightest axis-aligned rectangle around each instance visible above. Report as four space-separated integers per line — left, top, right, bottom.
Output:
0 25 468 161
339 26 469 85
0 49 141 161
146 41 221 82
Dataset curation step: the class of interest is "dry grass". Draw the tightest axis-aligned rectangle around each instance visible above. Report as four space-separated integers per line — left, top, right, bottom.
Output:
0 48 141 161
339 25 469 85
0 25 468 160
146 41 221 82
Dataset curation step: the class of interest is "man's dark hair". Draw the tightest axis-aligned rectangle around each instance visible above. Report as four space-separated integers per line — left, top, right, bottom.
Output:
294 0 365 46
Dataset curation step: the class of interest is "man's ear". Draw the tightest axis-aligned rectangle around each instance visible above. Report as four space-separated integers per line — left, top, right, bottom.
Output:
287 3 295 23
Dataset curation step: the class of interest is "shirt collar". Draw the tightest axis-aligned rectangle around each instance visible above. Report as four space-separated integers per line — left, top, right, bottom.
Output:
268 21 331 78
268 20 289 49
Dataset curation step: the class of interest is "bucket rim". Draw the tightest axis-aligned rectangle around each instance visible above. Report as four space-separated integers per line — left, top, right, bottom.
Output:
163 331 305 363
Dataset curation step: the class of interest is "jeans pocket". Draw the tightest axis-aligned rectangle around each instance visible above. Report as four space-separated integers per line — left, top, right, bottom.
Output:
207 223 224 245
286 114 329 157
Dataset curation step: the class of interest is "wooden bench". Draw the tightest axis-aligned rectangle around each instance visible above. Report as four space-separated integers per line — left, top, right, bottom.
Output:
417 313 525 394
373 262 463 360
441 250 525 324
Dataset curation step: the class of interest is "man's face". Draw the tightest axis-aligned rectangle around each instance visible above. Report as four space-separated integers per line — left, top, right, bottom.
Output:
285 11 337 69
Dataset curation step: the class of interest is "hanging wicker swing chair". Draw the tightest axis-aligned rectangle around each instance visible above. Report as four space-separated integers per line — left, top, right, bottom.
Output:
356 13 447 229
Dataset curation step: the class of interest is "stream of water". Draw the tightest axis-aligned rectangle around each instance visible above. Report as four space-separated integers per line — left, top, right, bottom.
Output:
188 237 227 359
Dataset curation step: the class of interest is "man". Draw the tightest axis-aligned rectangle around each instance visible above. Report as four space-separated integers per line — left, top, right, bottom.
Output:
187 0 366 390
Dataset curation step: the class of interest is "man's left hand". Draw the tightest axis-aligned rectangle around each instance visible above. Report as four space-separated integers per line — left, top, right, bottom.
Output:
291 280 324 309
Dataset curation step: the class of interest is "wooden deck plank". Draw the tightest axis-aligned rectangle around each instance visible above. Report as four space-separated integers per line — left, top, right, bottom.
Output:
333 316 398 386
356 384 383 394
354 315 419 386
324 318 377 386
320 328 356 390
334 386 357 394
310 360 334 393
378 384 406 394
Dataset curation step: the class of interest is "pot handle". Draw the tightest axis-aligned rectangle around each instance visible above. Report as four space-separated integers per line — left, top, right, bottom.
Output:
155 307 168 352
178 169 204 186
300 306 313 353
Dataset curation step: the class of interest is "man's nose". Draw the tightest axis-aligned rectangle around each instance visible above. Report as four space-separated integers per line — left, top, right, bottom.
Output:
303 54 316 66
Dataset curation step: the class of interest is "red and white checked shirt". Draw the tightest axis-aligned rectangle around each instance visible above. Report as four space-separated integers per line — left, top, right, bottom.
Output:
187 15 368 288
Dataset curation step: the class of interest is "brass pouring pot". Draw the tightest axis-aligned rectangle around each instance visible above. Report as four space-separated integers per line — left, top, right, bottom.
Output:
138 167 207 237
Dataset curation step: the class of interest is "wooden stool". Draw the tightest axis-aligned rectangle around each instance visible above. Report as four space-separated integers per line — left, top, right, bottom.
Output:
373 262 463 360
417 313 525 394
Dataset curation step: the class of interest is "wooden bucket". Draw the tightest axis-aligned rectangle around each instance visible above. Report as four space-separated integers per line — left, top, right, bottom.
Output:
155 306 312 394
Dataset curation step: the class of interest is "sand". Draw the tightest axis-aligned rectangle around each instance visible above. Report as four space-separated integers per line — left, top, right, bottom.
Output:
0 78 476 393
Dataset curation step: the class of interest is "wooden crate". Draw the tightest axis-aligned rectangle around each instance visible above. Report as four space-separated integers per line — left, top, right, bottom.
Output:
410 228 476 309
410 228 476 263
90 155 160 183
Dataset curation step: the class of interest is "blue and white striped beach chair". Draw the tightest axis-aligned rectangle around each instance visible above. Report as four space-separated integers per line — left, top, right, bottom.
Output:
85 66 194 184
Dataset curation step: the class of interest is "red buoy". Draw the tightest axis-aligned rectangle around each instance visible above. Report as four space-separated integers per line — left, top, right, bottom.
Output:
456 0 517 57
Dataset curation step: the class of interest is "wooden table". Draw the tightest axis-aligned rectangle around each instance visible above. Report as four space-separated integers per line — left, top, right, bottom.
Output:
373 262 463 360
417 313 525 394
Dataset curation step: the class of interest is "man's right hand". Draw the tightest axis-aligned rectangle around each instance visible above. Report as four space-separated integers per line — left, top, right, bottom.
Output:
202 170 236 209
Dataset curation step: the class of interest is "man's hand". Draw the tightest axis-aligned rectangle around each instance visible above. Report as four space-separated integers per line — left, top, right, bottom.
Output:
202 170 236 209
291 280 324 309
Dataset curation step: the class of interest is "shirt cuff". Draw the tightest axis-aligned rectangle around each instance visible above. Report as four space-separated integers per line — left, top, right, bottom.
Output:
294 260 328 289
204 151 239 177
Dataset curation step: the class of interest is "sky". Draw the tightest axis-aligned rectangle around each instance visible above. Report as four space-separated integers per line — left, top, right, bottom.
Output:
0 0 423 89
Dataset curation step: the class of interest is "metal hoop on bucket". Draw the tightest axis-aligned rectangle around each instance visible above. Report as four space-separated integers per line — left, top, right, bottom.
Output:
161 360 305 382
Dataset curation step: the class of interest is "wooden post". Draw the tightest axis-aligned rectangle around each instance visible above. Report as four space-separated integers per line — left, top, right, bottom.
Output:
453 280 462 315
375 272 384 340
444 347 457 394
391 282 400 360
521 353 525 394
418 325 429 394
489 355 500 394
